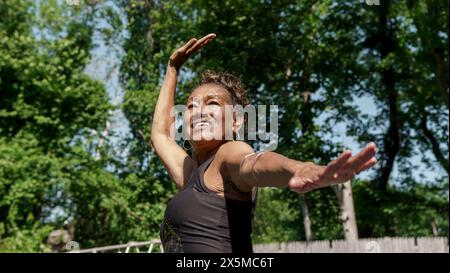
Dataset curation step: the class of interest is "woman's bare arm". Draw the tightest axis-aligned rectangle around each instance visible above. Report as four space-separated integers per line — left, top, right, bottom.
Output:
218 141 377 193
150 34 216 189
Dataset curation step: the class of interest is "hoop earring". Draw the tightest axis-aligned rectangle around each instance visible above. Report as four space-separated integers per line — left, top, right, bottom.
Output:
182 140 192 150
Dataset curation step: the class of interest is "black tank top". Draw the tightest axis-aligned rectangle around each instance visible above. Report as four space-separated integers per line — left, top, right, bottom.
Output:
160 154 257 253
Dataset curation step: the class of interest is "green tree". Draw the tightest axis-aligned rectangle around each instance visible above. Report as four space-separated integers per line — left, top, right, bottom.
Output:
0 0 116 251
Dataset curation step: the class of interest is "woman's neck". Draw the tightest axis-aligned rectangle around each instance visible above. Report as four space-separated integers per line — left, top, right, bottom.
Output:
192 144 223 166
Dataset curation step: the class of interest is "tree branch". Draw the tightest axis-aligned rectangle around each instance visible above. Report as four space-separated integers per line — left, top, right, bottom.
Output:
431 48 449 107
420 112 449 174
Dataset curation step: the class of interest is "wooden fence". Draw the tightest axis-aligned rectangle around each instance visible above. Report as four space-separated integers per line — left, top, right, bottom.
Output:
253 237 449 253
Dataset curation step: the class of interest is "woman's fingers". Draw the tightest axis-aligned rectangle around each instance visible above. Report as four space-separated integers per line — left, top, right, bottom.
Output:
181 38 198 52
186 33 216 55
347 142 377 171
186 38 212 54
355 157 377 174
323 150 352 178
203 33 217 40
196 33 216 45
331 143 377 179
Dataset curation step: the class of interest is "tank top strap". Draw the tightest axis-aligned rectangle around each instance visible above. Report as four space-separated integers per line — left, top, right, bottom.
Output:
182 154 215 189
195 154 216 193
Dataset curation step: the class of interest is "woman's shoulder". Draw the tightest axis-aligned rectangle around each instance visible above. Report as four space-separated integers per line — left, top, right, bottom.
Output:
211 141 255 193
217 141 254 156
213 141 254 168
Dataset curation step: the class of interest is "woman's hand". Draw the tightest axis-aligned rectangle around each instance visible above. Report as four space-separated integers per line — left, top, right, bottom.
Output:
288 142 378 193
168 33 216 71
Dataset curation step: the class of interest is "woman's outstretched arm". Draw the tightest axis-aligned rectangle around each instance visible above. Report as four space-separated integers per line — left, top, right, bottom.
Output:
151 34 216 189
218 141 377 193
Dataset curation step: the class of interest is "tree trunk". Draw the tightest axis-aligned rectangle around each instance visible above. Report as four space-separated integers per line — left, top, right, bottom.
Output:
431 219 439 236
374 1 401 191
299 193 313 241
334 181 359 241
95 120 111 160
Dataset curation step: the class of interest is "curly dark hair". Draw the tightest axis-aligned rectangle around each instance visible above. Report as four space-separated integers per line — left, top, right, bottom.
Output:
197 70 250 106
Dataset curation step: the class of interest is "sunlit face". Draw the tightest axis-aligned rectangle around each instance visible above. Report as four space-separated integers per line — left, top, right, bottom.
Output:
184 83 234 150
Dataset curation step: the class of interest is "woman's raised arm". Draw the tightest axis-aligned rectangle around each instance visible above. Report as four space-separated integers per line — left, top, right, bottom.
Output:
150 34 216 189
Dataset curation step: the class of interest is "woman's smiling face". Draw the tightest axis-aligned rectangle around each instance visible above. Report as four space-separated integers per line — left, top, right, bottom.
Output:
184 83 234 149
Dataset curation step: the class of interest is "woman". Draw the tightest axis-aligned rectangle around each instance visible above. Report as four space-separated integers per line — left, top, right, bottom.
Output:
151 33 377 253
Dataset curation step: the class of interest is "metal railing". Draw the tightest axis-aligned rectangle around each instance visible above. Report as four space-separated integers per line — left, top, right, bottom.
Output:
67 239 163 253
